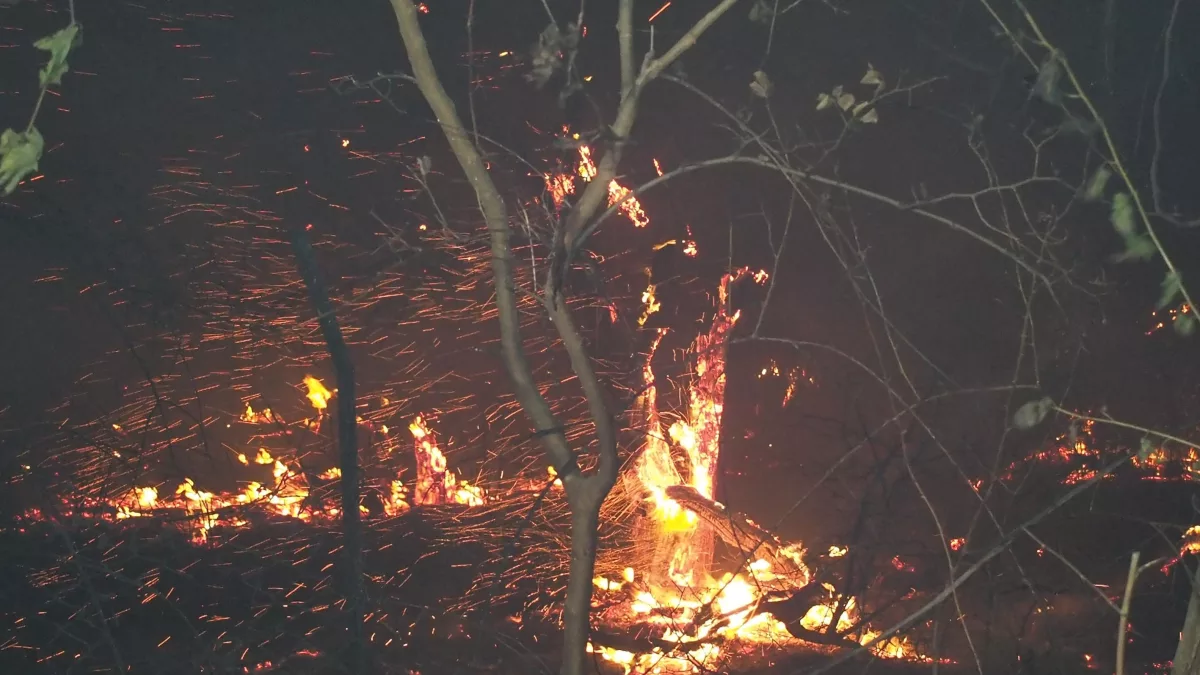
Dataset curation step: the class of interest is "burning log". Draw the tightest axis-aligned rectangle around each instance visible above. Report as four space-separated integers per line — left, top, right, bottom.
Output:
663 485 810 593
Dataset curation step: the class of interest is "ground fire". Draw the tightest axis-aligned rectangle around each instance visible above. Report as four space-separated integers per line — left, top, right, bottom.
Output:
15 140 1198 674
8 265 938 672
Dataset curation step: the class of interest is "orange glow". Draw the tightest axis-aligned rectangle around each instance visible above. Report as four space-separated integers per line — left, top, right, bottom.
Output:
36 377 492 546
589 270 937 669
1181 526 1200 556
240 403 275 424
549 133 651 228
577 144 597 181
303 375 332 410
410 415 485 506
607 180 649 227
545 171 575 209
638 270 661 327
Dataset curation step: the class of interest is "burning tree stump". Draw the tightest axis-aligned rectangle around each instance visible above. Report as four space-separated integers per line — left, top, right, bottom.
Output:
663 485 810 592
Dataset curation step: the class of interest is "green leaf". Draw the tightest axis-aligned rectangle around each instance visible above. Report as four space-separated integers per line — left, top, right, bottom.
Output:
34 23 81 88
1157 271 1183 310
1033 52 1062 105
837 91 856 111
852 100 878 123
1175 313 1197 337
1084 165 1111 202
1110 192 1135 237
860 64 884 89
750 70 773 99
1111 233 1156 262
1013 397 1054 430
815 92 833 111
0 126 44 195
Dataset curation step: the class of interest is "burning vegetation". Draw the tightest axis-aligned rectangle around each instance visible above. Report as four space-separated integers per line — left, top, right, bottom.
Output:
4 1 1200 675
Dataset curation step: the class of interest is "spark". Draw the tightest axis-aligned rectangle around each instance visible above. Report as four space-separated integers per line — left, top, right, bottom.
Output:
648 2 671 23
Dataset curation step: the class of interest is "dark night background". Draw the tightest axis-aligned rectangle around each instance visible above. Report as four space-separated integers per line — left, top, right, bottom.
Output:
1 0 1200 671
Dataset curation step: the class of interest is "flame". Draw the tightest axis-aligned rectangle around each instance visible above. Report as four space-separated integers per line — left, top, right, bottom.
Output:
35 280 946 668
409 415 486 506
546 171 575 209
590 270 933 669
241 403 274 424
632 272 764 583
638 272 661 327
577 144 597 180
384 480 411 516
32 379 494 547
303 375 332 410
547 132 650 228
607 181 649 228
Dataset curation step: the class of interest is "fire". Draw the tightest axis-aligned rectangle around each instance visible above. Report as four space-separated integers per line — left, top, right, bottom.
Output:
631 271 759 583
241 403 274 424
545 171 575 209
409 415 485 506
638 270 661 327
577 144 597 181
115 486 160 519
590 269 935 669
303 375 332 410
607 180 649 228
24 376 494 547
383 480 411 516
545 131 650 227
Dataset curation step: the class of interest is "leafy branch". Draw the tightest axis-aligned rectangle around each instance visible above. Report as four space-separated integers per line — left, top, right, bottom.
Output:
0 18 82 196
980 0 1198 333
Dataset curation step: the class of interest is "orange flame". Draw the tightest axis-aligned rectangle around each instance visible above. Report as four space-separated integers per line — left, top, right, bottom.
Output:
409 415 485 506
303 375 332 410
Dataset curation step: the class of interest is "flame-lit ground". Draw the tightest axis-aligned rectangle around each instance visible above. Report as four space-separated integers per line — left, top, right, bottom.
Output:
8 137 1197 674
1 38 1194 669
5 266 939 673
6 386 931 675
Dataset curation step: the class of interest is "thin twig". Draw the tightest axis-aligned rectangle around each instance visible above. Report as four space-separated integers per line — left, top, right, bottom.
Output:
805 453 1132 675
1115 551 1141 675
1149 0 1181 212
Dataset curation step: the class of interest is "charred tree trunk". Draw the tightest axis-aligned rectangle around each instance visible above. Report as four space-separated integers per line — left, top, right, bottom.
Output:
291 227 364 675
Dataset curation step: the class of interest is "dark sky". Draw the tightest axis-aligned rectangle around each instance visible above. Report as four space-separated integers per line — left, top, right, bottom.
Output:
1 0 1198 539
